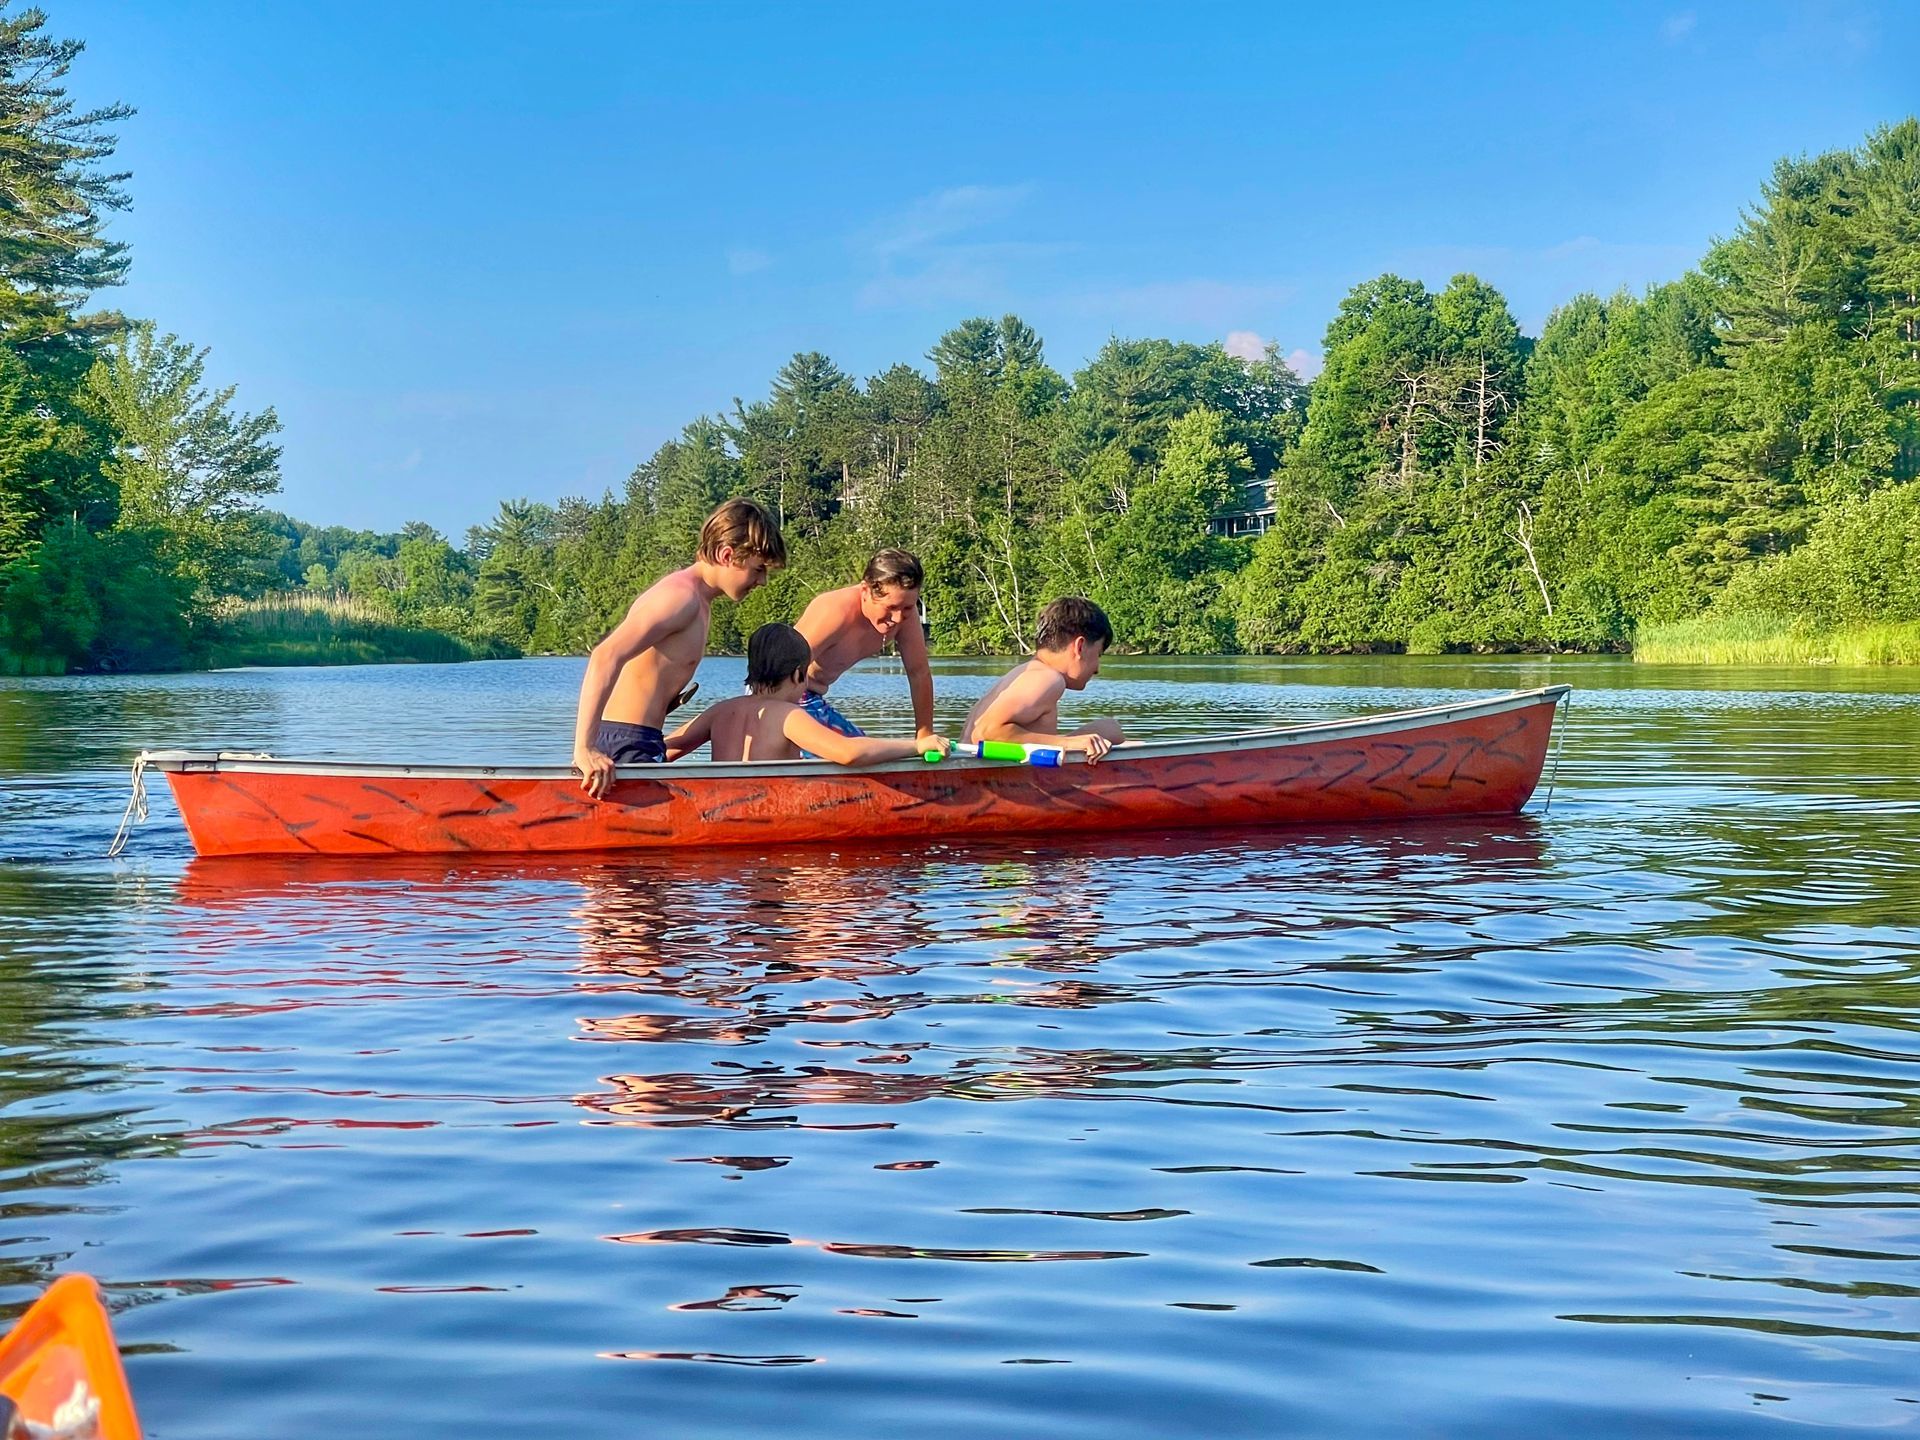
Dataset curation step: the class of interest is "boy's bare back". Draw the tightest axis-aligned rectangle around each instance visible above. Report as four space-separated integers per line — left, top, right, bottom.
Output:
963 660 1065 742
702 694 803 763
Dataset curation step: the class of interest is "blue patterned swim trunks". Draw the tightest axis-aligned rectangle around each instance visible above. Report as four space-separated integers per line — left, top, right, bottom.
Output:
799 691 864 738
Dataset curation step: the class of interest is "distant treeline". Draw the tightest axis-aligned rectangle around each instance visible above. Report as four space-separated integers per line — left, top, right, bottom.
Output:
0 0 1913 673
296 117 1920 661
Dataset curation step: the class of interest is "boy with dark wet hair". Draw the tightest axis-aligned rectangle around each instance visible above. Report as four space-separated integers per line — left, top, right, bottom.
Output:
962 597 1124 763
571 498 785 797
792 548 936 747
666 623 951 766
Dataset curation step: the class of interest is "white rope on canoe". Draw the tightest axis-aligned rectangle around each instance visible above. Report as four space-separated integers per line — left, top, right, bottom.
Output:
1539 690 1572 815
106 751 150 860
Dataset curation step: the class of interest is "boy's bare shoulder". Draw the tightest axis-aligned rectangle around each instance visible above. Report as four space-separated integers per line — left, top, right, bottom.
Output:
634 567 707 617
975 660 1061 726
796 583 859 632
979 658 1047 699
715 695 800 725
1008 660 1065 700
716 693 798 728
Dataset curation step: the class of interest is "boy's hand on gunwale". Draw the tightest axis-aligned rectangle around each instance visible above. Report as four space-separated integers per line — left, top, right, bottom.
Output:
1070 733 1113 764
574 745 617 798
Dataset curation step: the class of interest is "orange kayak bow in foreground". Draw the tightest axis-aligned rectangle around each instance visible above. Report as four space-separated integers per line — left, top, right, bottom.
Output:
0 1276 142 1440
136 685 1569 859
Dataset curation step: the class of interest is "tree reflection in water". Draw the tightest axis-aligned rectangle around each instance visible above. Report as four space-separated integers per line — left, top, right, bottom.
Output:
0 865 185 1315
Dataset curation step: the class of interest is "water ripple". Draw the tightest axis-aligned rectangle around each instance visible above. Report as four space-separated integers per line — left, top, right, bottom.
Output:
2 656 1918 1436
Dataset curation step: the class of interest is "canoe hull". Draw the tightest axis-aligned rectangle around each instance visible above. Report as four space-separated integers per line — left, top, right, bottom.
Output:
152 687 1566 858
0 1275 142 1440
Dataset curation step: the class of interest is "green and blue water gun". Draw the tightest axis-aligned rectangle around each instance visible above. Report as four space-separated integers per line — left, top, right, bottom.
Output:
923 739 1066 766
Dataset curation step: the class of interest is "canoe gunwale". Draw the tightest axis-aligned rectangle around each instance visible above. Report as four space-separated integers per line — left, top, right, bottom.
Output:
136 684 1569 780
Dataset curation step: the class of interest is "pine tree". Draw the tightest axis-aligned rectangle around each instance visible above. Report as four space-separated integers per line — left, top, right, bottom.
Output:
1852 120 1920 478
0 8 131 357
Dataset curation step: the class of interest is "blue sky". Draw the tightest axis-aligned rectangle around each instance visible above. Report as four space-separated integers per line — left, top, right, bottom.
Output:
57 1 1915 537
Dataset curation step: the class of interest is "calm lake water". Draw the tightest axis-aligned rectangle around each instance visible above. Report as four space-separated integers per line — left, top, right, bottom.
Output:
2 654 1918 1437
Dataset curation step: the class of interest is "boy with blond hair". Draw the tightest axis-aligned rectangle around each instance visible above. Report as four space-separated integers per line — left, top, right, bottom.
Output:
793 548 937 747
962 597 1124 763
667 624 951 766
572 498 785 797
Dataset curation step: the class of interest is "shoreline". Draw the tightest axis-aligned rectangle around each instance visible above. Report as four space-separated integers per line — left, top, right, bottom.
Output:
9 619 1916 679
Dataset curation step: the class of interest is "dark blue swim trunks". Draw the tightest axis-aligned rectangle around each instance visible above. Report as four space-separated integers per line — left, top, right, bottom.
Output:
596 720 666 764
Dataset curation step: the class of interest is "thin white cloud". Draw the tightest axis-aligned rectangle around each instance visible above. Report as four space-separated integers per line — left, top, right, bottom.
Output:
1226 331 1320 379
1661 11 1697 42
1224 329 1267 361
854 187 1297 330
868 183 1036 259
1066 278 1295 329
1392 234 1698 328
856 183 1072 310
859 241 1073 310
727 247 772 276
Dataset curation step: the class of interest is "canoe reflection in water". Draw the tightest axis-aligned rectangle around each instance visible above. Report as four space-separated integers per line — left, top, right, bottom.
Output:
561 822 1555 1128
172 819 1552 1131
568 844 1121 1125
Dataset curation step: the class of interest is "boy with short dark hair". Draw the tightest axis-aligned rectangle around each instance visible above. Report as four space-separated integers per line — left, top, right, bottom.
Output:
666 623 951 766
571 498 785 797
962 597 1124 763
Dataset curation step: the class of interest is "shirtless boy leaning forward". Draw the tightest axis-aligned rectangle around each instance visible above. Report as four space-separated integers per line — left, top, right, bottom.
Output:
793 549 938 749
964 596 1125 762
571 498 785 797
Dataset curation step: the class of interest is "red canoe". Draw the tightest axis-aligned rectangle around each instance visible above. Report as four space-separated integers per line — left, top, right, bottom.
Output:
137 685 1569 858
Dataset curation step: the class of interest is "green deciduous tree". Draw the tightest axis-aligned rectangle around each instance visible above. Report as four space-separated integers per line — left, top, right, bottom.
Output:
69 111 1909 673
333 117 1920 664
83 322 282 601
0 517 191 669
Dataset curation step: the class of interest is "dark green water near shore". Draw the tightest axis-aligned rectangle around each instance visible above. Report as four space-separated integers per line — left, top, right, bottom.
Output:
1 655 1916 1436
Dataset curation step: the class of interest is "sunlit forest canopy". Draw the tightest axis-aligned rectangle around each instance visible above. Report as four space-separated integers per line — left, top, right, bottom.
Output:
0 1 1913 670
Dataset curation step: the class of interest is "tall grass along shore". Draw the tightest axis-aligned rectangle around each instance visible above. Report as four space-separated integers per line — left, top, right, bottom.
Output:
1635 614 1920 667
209 592 517 668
